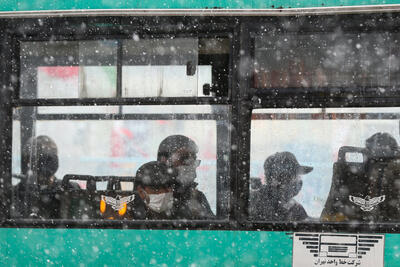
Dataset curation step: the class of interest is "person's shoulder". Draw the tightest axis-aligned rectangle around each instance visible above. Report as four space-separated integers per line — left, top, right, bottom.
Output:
193 188 207 200
288 200 308 221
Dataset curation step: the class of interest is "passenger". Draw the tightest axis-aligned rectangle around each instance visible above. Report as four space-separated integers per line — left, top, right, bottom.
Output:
157 135 214 219
13 135 76 219
366 132 399 160
364 132 400 221
133 161 175 220
250 151 313 221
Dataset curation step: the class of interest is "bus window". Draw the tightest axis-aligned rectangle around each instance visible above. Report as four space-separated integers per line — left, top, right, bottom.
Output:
12 105 231 220
20 40 118 99
20 37 229 99
253 31 399 89
122 37 229 97
249 107 400 223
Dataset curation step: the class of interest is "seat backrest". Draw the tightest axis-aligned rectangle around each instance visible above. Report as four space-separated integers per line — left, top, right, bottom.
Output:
321 146 400 222
321 146 370 221
60 174 135 220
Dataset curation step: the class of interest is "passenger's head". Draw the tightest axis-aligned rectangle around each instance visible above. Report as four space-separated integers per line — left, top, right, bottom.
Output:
22 135 58 185
366 132 399 159
135 161 175 214
264 152 313 201
157 135 200 187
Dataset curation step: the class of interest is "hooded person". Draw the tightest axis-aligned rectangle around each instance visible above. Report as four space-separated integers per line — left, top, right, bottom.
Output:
14 135 77 219
250 151 313 221
157 135 214 219
22 135 59 186
364 132 400 221
365 132 400 160
364 132 400 199
133 161 176 220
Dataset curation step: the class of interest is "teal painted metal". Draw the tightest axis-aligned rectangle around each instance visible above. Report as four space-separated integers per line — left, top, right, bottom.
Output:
1 0 400 11
384 234 400 265
0 229 292 266
1 229 399 265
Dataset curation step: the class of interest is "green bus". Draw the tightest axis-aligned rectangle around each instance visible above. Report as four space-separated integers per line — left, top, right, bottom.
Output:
1 1 400 266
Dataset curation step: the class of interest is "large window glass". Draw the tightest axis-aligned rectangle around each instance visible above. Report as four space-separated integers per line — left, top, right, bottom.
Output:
253 31 400 89
20 37 229 99
122 37 229 97
250 108 400 223
12 105 231 221
20 40 118 98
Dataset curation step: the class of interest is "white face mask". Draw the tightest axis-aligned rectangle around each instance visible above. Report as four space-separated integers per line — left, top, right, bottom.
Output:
146 192 173 213
176 165 197 186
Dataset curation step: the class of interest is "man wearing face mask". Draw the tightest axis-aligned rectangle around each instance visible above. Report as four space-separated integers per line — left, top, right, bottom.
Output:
250 151 313 221
133 161 175 220
157 135 214 219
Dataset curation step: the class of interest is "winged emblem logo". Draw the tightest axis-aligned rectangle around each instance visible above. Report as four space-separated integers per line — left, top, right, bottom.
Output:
349 195 385 212
101 194 135 211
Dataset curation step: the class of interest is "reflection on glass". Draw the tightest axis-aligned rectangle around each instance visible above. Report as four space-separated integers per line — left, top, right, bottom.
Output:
122 37 228 97
122 66 210 97
122 38 203 97
254 32 400 88
20 40 117 99
250 108 400 223
20 37 229 99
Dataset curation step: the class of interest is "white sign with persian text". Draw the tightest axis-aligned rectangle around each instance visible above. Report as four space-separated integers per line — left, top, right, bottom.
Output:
293 232 384 267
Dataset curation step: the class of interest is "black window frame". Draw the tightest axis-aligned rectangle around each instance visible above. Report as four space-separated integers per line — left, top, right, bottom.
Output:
1 16 239 230
241 13 400 233
2 13 400 233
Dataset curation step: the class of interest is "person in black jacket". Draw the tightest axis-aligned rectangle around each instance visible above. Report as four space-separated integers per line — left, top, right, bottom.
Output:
157 135 214 219
13 135 78 219
250 151 313 221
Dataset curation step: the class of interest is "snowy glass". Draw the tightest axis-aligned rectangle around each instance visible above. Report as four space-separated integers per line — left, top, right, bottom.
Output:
253 32 399 88
122 37 228 97
249 107 400 223
11 105 231 220
20 40 117 99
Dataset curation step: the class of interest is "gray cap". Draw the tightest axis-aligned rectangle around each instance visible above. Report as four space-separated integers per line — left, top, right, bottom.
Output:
366 132 399 158
264 152 313 183
135 161 175 188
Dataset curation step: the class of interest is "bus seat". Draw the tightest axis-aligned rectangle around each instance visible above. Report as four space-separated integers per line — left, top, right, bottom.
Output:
61 174 98 220
321 146 368 221
60 175 135 220
97 176 136 220
321 146 400 222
